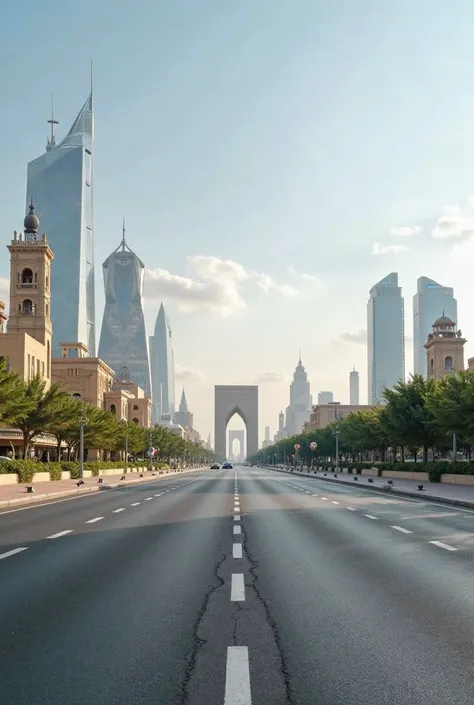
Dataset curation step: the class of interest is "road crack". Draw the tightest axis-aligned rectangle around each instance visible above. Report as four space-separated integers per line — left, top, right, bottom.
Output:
241 522 294 704
179 550 227 705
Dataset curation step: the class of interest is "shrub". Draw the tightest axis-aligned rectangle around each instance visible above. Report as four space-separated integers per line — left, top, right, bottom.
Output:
48 463 63 481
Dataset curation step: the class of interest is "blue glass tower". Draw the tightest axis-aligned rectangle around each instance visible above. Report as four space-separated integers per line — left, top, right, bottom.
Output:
98 225 151 397
149 303 175 423
26 92 95 356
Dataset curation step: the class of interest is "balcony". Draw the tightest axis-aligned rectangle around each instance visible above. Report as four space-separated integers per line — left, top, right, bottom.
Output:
17 283 37 289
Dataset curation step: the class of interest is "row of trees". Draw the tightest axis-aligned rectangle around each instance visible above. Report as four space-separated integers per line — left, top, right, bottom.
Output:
249 372 474 466
0 359 215 463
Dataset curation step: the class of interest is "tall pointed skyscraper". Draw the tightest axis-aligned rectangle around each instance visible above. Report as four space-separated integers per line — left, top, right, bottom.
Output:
284 355 312 436
173 388 193 429
98 224 151 396
26 90 95 356
149 303 175 423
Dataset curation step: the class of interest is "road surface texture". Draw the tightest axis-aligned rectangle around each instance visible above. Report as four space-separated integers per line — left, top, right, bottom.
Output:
2 466 474 703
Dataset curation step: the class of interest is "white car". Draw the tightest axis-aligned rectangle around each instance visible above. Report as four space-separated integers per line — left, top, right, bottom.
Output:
0 456 13 462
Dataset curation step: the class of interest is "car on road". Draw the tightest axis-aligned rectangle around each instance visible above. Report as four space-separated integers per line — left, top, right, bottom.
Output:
222 462 233 469
210 463 220 470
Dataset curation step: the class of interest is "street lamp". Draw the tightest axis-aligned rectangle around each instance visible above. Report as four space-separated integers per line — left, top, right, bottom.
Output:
332 425 340 472
79 405 86 479
124 425 129 474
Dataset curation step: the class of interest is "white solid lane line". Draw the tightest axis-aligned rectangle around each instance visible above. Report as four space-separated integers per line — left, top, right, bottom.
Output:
130 502 140 506
364 514 378 520
391 525 412 534
346 507 357 511
234 515 241 521
429 540 458 551
231 573 246 601
85 517 104 524
0 547 28 560
224 646 252 705
113 508 126 513
233 543 243 559
233 525 242 535
46 530 74 539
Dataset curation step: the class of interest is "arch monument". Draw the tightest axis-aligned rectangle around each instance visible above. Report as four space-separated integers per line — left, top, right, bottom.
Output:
214 386 258 461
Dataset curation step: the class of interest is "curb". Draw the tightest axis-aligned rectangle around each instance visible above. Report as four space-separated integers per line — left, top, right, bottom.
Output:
264 466 474 511
0 467 207 510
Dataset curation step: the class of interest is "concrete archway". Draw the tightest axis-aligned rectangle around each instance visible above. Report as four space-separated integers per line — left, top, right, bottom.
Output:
228 429 245 461
214 386 258 461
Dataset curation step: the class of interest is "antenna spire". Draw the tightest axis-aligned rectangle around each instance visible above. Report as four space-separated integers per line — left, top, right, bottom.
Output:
90 58 93 105
121 217 126 250
47 94 59 150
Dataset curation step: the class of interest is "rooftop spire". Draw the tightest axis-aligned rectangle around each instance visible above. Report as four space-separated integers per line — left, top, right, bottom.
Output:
121 217 126 250
46 94 59 151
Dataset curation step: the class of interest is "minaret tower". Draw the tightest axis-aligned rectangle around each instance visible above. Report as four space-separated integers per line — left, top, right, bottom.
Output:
425 313 466 380
7 202 54 360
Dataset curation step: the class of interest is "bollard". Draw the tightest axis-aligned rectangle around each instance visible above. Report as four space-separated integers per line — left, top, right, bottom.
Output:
98 478 104 484
368 478 374 483
25 486 35 493
417 484 425 491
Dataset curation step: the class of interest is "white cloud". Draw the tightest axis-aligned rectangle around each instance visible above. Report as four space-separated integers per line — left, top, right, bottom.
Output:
175 363 205 382
390 225 421 237
255 371 286 384
287 264 320 284
341 329 366 345
145 256 297 316
432 204 474 239
372 242 410 255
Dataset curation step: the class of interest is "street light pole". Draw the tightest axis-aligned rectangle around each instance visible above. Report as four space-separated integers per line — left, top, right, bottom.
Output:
79 406 86 479
332 425 340 473
124 429 128 474
148 427 153 471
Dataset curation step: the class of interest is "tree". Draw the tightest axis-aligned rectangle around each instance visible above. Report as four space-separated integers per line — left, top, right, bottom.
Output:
427 371 474 446
15 376 72 457
0 358 31 427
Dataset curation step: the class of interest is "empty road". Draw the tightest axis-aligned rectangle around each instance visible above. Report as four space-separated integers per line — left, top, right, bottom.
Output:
1 466 474 703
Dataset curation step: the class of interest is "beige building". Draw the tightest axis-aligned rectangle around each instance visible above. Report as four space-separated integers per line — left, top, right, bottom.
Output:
425 315 466 380
305 402 376 431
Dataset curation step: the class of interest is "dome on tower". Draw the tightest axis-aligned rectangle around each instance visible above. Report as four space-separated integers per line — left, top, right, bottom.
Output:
433 315 455 328
24 202 39 235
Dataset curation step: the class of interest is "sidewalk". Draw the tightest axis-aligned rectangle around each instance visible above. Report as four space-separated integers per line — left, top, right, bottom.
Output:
266 466 474 510
0 467 206 509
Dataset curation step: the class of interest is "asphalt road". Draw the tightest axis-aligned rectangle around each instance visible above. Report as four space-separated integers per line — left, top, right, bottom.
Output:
2 466 474 703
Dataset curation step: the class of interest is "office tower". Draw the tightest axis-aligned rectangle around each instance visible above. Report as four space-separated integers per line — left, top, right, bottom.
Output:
349 367 359 405
26 90 95 356
318 391 334 405
367 272 405 404
98 225 151 396
149 303 175 423
413 277 457 376
284 356 312 435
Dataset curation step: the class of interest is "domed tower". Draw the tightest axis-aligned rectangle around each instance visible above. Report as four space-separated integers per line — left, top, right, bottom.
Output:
424 313 466 380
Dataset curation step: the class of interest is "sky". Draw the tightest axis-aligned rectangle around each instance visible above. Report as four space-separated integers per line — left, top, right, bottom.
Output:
2 0 474 445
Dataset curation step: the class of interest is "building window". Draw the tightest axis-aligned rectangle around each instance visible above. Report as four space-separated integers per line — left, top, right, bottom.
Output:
46 275 49 289
133 404 139 410
22 299 34 315
72 393 81 399
41 361 45 376
27 354 31 379
21 268 33 286
46 304 49 317
132 418 139 425
47 341 50 378
430 358 434 374
110 404 116 415
37 359 40 376
445 356 453 371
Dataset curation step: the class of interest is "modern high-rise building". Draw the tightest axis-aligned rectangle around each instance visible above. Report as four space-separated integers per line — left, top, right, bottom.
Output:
149 303 175 423
413 277 457 376
284 357 312 436
349 368 359 405
367 272 405 404
98 226 151 396
318 391 334 405
26 90 95 356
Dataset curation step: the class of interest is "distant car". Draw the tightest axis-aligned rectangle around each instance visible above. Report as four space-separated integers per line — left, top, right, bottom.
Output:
222 462 233 469
0 456 12 462
210 463 220 470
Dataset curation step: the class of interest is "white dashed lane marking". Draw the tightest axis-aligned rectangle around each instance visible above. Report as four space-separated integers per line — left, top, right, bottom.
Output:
233 525 242 535
430 540 458 552
130 502 140 506
85 517 104 524
346 507 357 512
391 525 412 534
224 646 252 705
364 514 378 520
0 547 28 560
46 530 74 539
144 497 153 501
231 573 246 601
233 543 242 559
113 508 126 514
331 501 339 505
234 515 241 521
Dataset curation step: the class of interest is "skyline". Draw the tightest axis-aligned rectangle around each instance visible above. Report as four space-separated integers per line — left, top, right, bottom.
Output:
3 1 474 439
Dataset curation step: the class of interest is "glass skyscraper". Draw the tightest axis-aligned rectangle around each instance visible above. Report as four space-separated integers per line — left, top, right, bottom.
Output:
149 303 175 423
26 92 95 356
367 272 405 404
98 229 151 397
413 277 457 377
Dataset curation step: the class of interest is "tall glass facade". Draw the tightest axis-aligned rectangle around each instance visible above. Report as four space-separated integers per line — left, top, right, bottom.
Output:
367 272 405 404
413 277 457 376
98 237 151 396
284 357 312 436
149 303 175 423
26 93 95 356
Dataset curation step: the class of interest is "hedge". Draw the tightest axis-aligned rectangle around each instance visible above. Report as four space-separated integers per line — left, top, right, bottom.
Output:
0 460 170 483
296 461 474 482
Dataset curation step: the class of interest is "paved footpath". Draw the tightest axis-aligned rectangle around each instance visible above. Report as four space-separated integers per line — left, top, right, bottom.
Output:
0 468 204 508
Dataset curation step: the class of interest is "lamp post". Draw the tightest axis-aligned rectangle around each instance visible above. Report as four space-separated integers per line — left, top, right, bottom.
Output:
332 425 340 472
79 405 86 479
148 428 153 471
124 426 129 474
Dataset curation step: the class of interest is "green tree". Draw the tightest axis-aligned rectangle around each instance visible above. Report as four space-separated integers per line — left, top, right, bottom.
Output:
427 371 474 446
16 376 72 457
0 358 31 427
